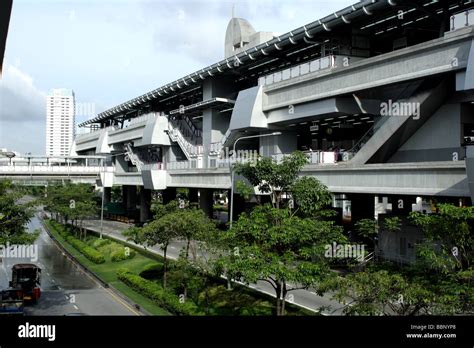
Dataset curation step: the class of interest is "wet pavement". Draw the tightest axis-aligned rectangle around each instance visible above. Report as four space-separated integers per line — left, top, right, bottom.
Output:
0 215 139 316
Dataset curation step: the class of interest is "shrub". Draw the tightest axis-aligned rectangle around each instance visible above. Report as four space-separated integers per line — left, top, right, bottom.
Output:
197 285 274 316
66 236 105 264
91 238 111 249
111 247 136 262
47 220 70 238
116 269 202 316
139 263 164 279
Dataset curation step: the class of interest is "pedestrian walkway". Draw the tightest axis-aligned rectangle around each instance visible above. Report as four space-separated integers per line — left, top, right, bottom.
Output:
82 218 347 315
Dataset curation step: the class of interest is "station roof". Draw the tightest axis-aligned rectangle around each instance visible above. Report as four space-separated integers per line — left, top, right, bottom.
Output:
79 0 474 127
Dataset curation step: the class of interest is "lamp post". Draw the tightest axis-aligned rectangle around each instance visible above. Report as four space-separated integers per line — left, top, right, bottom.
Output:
100 156 106 239
229 131 282 228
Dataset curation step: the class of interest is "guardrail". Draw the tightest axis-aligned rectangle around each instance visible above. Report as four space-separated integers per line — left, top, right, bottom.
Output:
140 163 164 171
0 165 114 174
259 55 338 87
451 9 473 31
272 151 340 164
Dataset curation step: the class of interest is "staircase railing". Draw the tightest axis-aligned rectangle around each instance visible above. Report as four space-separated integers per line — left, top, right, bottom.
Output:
167 122 203 159
124 143 143 171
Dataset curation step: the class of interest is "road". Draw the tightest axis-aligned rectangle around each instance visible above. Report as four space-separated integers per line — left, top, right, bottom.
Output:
83 218 347 315
0 215 140 316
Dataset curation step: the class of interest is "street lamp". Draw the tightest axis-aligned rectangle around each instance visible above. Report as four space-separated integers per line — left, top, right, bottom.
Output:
229 131 282 228
99 156 106 239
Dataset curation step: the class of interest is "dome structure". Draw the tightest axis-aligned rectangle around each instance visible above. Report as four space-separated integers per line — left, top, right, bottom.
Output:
224 18 256 58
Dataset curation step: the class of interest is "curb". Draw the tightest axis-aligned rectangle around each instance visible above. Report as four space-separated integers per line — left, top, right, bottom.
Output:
40 217 151 316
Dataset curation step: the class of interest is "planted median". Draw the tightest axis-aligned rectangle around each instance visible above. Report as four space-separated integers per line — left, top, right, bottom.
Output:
43 219 171 315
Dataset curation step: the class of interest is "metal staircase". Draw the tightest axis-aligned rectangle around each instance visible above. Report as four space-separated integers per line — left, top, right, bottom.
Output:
124 143 143 170
166 120 203 160
349 78 449 165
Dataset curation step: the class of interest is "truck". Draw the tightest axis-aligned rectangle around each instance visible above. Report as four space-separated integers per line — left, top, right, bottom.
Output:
8 264 42 303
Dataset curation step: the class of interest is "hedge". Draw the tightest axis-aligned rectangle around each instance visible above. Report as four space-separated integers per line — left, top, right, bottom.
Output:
91 238 111 249
48 220 69 238
111 247 136 262
116 269 202 316
139 263 164 279
66 235 105 264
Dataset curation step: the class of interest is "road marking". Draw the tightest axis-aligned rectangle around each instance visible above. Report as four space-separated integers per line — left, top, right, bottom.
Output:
73 305 79 310
40 217 141 316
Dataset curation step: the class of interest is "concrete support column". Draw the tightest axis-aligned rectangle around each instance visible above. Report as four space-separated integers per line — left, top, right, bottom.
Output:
126 186 138 211
199 189 214 219
162 188 177 204
188 188 199 203
202 77 234 166
228 189 246 224
259 132 297 157
139 188 152 223
349 193 375 224
389 195 417 216
121 185 128 211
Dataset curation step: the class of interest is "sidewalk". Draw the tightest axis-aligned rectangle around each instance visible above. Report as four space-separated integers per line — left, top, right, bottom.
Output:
82 218 347 315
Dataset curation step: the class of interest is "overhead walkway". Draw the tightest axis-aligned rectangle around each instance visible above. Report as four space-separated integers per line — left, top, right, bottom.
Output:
0 156 113 185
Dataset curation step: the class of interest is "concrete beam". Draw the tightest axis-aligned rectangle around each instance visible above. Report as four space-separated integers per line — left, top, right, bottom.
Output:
301 161 468 197
263 28 474 111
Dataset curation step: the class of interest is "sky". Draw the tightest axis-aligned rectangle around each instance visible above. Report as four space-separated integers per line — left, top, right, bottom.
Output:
0 0 355 155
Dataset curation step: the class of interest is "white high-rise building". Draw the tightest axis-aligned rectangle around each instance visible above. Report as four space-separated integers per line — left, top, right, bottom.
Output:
46 89 75 156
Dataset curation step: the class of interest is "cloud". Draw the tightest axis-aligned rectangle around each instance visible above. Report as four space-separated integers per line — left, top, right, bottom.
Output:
0 65 46 154
0 64 46 122
139 0 355 66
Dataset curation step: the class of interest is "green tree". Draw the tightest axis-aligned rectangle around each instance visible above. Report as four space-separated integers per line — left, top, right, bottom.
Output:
323 204 474 315
234 151 308 208
218 204 345 315
42 183 98 239
167 252 206 302
142 210 180 288
355 219 378 248
320 267 433 315
0 180 36 244
125 201 217 288
410 204 473 271
75 201 97 239
218 152 346 315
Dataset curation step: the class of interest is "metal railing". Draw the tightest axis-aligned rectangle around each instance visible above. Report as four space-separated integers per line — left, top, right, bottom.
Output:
259 55 340 87
140 163 164 171
126 113 157 127
167 122 203 159
124 143 143 170
450 9 473 31
271 151 340 165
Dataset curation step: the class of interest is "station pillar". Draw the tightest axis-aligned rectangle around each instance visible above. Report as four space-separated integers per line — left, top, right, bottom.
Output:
139 188 152 223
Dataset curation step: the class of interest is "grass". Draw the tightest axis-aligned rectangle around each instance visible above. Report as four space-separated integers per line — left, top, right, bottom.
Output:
44 220 170 316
